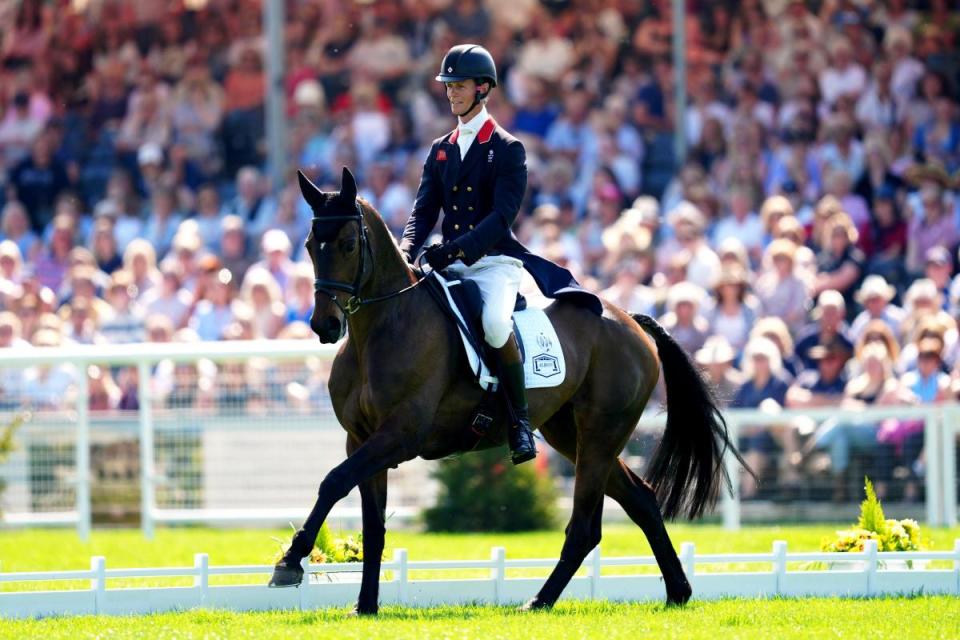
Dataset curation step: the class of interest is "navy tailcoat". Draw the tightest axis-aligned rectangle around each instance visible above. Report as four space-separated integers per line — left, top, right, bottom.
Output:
399 117 601 315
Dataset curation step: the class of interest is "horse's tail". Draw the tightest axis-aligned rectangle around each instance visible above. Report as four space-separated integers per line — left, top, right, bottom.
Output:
632 313 750 520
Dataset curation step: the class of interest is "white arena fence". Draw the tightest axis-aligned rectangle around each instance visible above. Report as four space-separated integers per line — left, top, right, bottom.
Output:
0 341 958 539
1 539 958 619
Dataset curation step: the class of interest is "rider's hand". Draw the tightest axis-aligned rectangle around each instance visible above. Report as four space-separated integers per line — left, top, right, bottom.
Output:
424 242 464 272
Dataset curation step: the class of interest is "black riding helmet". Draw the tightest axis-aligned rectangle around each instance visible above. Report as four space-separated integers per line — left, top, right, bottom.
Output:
436 44 498 112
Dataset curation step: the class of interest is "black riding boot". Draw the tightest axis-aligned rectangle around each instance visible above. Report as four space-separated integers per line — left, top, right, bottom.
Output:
495 335 538 465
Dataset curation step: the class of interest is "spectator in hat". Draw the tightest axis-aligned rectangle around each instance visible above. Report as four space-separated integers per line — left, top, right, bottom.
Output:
850 275 905 342
249 228 294 294
787 335 852 409
923 246 953 308
899 278 956 359
695 335 743 406
656 201 721 291
795 290 853 369
704 264 758 354
239 267 285 340
750 317 802 380
755 239 810 333
658 281 710 357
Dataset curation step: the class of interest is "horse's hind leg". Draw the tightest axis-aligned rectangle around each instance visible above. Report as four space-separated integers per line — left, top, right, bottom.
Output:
523 409 618 610
605 460 692 604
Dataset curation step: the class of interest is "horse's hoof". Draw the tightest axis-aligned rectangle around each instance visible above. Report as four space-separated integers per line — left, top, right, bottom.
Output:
666 583 692 606
349 604 379 617
268 563 304 588
519 597 551 612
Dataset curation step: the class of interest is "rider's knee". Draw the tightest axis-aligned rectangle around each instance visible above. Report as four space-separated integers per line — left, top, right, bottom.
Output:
483 317 511 349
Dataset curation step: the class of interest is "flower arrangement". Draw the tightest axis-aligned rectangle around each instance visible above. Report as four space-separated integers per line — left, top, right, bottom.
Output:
274 522 368 566
821 478 926 554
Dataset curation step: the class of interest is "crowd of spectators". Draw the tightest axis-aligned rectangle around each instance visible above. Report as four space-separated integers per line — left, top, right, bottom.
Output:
1 0 960 501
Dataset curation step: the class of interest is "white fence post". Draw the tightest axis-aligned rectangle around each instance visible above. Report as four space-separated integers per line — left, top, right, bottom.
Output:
942 407 958 527
194 553 209 606
394 549 408 605
90 556 105 614
722 415 741 530
953 539 960 595
680 542 695 578
589 545 601 599
491 547 505 605
76 372 91 542
925 411 944 527
298 556 310 611
864 539 878 596
138 361 155 540
772 540 787 595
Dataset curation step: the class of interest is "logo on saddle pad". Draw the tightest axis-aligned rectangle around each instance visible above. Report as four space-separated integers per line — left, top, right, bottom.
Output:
532 353 560 378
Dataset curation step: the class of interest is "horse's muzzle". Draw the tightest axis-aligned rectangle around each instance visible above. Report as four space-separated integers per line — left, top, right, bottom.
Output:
313 316 343 343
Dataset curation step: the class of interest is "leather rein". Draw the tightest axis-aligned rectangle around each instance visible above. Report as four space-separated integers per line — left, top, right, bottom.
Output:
312 203 424 317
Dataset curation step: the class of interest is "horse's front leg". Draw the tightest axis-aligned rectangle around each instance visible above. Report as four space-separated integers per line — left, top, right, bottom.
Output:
269 427 413 587
353 469 388 615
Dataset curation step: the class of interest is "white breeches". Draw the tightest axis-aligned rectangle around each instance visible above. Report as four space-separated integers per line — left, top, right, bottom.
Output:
444 254 524 349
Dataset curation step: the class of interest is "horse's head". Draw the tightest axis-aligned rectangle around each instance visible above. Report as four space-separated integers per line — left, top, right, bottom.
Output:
299 167 367 343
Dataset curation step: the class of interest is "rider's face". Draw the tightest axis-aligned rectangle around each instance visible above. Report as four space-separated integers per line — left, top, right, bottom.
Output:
446 80 484 118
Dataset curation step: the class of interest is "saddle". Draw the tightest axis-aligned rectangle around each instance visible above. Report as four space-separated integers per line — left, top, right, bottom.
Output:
423 271 526 390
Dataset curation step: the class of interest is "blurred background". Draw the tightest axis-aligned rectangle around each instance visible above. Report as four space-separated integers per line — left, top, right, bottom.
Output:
0 0 959 537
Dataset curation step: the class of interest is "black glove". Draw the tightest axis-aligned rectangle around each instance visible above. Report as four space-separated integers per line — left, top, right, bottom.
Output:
423 241 464 272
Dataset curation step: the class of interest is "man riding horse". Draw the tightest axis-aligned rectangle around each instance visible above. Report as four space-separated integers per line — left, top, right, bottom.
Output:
401 43 599 465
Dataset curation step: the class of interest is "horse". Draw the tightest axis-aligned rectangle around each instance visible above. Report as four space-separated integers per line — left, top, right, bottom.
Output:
269 167 748 614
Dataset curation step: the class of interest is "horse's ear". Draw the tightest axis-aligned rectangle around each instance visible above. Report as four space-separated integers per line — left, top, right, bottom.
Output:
340 166 357 202
297 170 328 211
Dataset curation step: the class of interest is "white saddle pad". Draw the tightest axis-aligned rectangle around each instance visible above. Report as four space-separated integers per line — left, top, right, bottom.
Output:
433 272 566 392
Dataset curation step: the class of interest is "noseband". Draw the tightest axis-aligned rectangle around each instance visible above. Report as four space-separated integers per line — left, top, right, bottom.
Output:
312 202 423 318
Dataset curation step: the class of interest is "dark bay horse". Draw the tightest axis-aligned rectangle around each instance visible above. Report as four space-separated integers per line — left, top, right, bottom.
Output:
269 167 747 613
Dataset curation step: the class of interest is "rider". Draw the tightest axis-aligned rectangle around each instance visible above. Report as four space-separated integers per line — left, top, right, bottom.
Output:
398 44 539 465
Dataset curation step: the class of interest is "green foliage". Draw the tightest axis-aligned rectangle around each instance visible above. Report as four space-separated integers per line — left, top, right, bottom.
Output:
856 478 888 538
822 477 927 553
0 414 24 518
424 448 557 532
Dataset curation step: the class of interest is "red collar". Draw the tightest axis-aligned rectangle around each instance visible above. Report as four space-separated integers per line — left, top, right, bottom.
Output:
448 117 496 145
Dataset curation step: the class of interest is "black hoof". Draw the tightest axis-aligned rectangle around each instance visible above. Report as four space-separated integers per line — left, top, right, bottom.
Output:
519 597 552 611
268 562 304 588
349 604 379 617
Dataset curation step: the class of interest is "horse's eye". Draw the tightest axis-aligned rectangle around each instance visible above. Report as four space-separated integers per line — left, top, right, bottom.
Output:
340 238 357 253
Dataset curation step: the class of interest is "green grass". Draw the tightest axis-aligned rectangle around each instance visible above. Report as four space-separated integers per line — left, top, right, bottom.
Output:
1 524 959 590
2 597 959 639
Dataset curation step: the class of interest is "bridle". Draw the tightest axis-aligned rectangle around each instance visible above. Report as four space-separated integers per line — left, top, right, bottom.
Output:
311 202 424 318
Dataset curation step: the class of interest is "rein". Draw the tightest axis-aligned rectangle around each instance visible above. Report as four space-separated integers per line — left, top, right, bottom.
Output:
312 203 425 316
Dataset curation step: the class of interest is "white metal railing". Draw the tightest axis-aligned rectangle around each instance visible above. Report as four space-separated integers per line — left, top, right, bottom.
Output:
1 341 959 537
1 539 958 618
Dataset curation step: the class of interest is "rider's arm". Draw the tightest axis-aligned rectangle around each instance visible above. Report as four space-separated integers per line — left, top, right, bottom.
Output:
455 139 527 265
399 143 443 262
